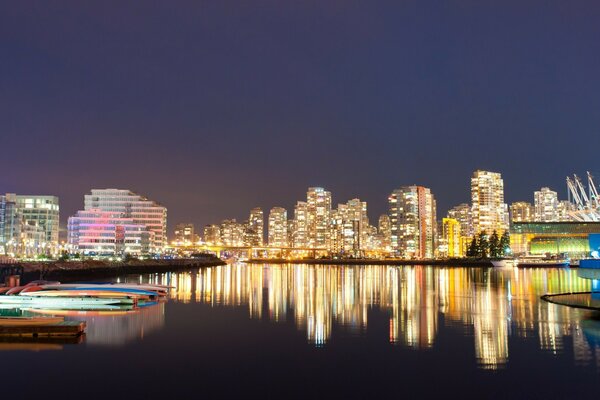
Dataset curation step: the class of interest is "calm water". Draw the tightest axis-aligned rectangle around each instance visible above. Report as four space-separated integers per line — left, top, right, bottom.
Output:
3 263 600 399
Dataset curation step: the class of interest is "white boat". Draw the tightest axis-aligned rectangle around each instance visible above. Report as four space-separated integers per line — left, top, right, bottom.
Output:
0 296 134 307
491 259 515 268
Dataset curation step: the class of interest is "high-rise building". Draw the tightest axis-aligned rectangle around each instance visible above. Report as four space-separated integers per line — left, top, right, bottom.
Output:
83 189 167 250
68 209 152 256
220 219 244 246
174 223 198 244
203 224 221 245
333 198 369 256
447 203 473 238
471 170 508 234
292 201 308 248
510 202 534 223
378 214 392 251
0 193 60 257
440 218 461 257
268 207 288 247
557 200 575 222
388 186 437 259
246 208 264 246
534 187 559 222
306 187 332 249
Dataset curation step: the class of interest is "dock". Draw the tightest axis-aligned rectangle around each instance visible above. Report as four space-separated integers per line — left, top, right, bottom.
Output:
0 321 86 338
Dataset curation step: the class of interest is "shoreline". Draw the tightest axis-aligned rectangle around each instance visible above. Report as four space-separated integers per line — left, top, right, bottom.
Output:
245 258 497 267
0 257 227 283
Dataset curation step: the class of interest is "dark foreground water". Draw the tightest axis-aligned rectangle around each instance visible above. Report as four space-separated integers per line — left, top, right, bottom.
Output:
3 264 600 399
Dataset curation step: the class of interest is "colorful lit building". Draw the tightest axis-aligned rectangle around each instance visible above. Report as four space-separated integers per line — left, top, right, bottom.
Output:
510 222 600 258
68 209 152 256
84 189 167 251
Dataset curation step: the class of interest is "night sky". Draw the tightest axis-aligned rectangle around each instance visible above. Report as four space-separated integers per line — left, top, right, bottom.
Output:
2 1 600 235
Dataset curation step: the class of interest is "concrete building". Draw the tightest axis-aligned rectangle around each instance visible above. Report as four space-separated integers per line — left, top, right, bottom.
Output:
292 201 309 248
440 218 461 257
447 203 473 239
246 208 264 246
378 214 392 251
268 207 288 247
510 202 534 223
68 209 152 257
471 170 508 234
0 193 60 257
84 189 167 251
389 186 437 259
203 224 221 245
534 187 559 222
174 223 198 244
306 187 332 249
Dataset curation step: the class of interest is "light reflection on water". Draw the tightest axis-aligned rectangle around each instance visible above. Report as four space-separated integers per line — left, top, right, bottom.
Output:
125 263 600 370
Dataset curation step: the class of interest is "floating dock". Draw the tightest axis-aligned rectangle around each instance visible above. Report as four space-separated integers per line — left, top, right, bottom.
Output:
0 321 86 338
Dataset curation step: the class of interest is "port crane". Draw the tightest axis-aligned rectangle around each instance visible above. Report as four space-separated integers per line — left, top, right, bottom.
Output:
566 172 600 222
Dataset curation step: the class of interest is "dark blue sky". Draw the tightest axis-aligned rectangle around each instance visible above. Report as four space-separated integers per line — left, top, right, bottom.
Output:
2 1 600 233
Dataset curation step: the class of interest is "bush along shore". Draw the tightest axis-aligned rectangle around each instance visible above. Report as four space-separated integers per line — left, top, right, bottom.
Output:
246 258 498 267
1 255 226 283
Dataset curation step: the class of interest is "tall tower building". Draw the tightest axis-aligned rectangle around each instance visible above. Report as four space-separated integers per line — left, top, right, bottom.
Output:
510 202 534 223
447 203 473 238
388 186 437 259
246 207 264 246
84 189 167 250
292 201 308 248
306 187 332 249
378 214 392 251
334 198 369 255
268 207 288 247
471 171 508 234
534 187 559 222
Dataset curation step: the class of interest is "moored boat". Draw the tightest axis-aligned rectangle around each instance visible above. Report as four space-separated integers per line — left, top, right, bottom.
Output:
0 316 65 327
516 257 570 268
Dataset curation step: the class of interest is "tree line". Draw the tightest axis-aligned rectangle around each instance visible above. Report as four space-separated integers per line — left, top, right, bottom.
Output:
466 230 511 258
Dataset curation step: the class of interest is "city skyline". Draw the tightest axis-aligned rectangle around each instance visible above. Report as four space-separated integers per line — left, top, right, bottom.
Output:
2 2 600 230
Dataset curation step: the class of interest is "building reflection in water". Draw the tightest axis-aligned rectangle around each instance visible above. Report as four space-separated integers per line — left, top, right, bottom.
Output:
135 264 597 369
59 302 166 346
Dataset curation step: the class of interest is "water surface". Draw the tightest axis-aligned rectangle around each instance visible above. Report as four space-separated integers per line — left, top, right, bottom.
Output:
3 264 599 399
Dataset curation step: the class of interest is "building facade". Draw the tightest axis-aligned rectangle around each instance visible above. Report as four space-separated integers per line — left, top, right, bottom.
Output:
84 189 167 251
306 187 332 249
246 208 264 246
0 193 60 257
510 202 534 223
68 209 151 257
471 170 508 235
268 207 288 247
534 187 559 222
174 223 198 244
389 186 437 259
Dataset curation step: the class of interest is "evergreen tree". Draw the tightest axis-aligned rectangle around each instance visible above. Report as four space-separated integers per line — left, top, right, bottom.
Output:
467 237 477 257
489 230 500 258
500 231 511 256
477 231 489 258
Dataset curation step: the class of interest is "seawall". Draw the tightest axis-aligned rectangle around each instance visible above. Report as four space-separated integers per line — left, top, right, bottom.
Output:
0 257 226 283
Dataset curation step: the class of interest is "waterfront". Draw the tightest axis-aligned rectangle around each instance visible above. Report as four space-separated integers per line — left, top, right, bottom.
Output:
3 263 600 398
